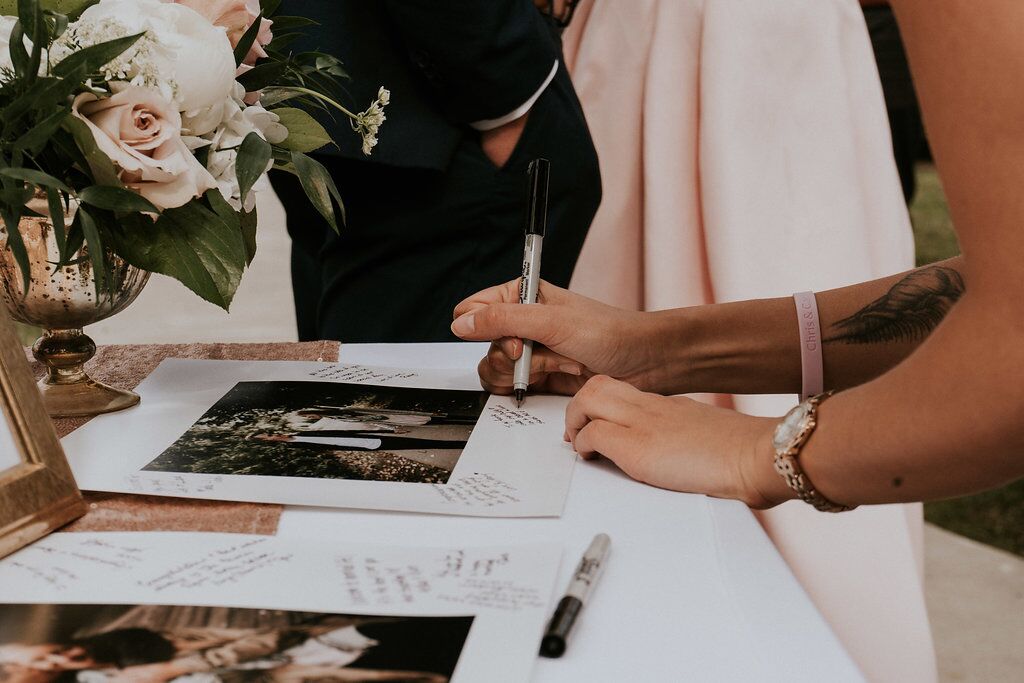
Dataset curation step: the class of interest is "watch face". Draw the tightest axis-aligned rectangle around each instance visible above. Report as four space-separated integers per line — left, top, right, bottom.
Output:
773 403 810 449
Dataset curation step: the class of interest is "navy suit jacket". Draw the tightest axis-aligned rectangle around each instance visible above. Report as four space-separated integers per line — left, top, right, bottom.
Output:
280 0 561 170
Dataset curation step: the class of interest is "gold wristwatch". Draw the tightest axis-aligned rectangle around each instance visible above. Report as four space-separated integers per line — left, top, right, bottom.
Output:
771 391 856 513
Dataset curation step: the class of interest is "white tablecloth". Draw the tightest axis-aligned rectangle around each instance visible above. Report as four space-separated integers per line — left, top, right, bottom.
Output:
275 343 863 681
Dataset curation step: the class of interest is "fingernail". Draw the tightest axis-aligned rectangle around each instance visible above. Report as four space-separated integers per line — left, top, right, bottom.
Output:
451 313 475 336
559 363 582 376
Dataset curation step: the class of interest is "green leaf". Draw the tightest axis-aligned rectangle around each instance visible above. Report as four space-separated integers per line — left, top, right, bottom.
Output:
272 107 332 152
0 205 31 295
0 167 71 193
53 31 144 78
42 8 69 42
206 188 257 266
233 11 262 67
0 185 35 207
235 60 288 92
266 15 316 32
79 185 158 214
111 193 246 310
0 1 94 16
239 209 257 265
291 151 344 231
14 105 70 154
8 23 31 78
18 0 45 81
77 205 110 299
260 0 282 17
63 115 120 185
0 67 85 125
234 131 271 205
44 185 68 264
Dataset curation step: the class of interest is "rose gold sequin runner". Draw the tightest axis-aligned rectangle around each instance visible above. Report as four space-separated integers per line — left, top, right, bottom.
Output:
28 341 340 535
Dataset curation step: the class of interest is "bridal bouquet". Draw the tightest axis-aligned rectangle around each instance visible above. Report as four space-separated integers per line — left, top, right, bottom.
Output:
0 0 387 309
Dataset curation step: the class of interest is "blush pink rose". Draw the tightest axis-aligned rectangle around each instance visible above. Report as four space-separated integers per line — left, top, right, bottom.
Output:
72 87 217 210
169 0 273 66
168 0 273 104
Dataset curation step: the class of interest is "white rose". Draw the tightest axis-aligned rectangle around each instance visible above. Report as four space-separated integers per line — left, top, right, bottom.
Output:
72 0 236 112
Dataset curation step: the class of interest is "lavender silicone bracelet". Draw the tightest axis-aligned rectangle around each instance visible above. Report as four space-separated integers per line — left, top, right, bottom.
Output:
793 291 824 401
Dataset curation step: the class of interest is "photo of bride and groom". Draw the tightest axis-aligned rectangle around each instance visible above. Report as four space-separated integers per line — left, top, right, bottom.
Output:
0 604 473 683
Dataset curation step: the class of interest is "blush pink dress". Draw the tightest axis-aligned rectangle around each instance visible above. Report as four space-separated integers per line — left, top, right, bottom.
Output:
563 0 937 680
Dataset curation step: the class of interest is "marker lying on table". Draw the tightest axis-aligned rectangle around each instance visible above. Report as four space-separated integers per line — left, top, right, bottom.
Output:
513 158 550 408
540 532 611 658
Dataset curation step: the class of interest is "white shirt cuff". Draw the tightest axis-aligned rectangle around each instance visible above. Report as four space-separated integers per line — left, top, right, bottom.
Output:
469 61 558 131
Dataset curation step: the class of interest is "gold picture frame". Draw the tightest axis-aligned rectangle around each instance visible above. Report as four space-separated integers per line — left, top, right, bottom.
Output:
0 306 85 559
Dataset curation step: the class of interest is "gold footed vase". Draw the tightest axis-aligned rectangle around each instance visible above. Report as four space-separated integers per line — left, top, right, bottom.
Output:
0 194 150 418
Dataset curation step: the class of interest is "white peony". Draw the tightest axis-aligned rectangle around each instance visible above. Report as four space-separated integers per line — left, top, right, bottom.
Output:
67 0 236 112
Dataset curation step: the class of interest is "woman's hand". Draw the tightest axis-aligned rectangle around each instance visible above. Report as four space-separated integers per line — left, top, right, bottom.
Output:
451 279 671 396
564 375 789 508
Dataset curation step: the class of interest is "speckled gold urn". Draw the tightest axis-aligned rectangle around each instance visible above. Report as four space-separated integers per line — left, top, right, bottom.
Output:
0 193 150 417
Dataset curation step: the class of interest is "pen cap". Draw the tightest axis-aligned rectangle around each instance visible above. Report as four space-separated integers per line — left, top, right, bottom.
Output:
525 158 550 237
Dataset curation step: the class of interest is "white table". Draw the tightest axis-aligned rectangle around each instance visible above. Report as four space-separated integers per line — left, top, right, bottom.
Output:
274 344 863 681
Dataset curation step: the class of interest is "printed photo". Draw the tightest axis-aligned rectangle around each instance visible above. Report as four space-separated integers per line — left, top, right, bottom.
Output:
142 382 488 484
0 603 474 682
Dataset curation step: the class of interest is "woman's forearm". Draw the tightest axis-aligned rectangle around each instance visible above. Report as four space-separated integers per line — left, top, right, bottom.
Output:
649 256 965 395
788 290 1024 504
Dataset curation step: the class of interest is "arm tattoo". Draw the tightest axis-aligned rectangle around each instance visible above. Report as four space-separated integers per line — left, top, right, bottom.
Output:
824 266 965 345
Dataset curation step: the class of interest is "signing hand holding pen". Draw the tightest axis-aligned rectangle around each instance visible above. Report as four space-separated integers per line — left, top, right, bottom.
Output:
450 279 669 396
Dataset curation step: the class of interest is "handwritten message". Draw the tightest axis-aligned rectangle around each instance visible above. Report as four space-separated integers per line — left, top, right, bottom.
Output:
137 538 293 592
126 474 223 496
335 555 433 607
7 537 146 590
309 365 419 384
432 473 522 507
440 579 547 612
487 404 545 428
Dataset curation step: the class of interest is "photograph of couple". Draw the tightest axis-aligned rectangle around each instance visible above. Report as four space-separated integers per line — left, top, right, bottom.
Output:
142 382 487 484
0 604 473 683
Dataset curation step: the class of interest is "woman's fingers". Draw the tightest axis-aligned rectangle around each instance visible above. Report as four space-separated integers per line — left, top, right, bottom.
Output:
564 375 642 442
478 345 585 394
573 419 633 461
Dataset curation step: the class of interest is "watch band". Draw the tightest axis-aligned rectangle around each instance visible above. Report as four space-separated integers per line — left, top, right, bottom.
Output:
772 392 857 513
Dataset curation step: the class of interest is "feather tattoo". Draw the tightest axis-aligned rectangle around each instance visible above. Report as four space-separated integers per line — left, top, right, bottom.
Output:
824 266 965 345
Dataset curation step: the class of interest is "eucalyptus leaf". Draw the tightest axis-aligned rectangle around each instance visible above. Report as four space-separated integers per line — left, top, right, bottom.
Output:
235 131 271 205
291 151 344 231
0 167 71 193
272 107 332 152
